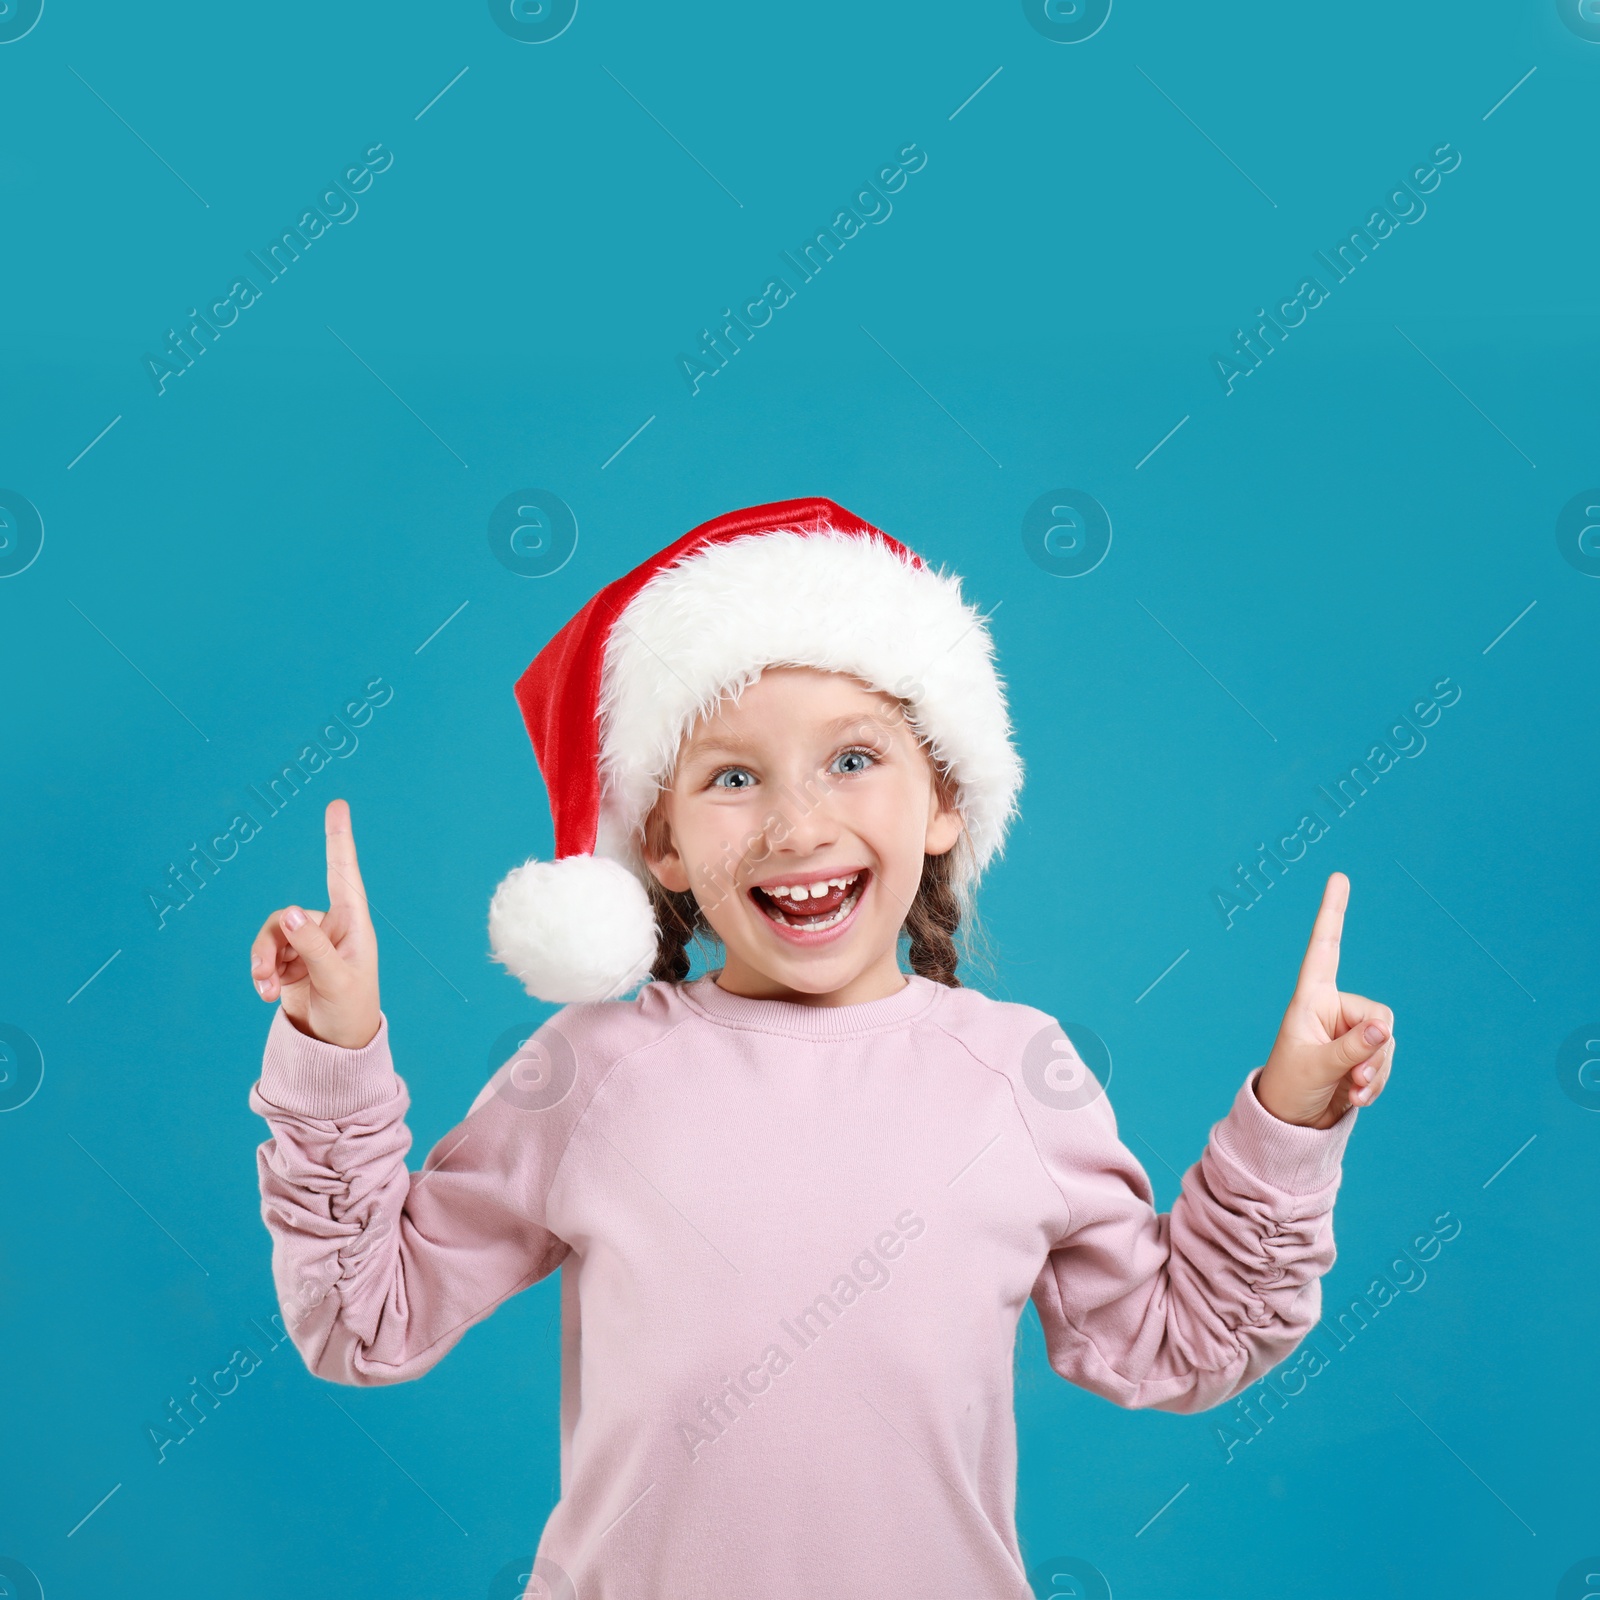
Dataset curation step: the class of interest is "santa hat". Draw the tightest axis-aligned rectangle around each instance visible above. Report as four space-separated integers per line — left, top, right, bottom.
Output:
488 496 1023 1003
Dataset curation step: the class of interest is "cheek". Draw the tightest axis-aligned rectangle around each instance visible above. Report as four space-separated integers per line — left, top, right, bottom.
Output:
855 776 934 878
672 799 759 887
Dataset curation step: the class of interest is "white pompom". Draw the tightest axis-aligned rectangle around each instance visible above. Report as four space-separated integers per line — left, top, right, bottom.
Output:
488 855 659 1003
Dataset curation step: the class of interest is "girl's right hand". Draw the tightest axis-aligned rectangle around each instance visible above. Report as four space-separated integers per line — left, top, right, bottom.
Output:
249 798 382 1049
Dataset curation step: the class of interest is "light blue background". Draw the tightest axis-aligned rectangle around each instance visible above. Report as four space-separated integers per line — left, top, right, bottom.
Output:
2 4 1596 1597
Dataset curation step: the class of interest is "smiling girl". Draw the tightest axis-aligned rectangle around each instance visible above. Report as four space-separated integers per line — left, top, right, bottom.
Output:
246 497 1393 1599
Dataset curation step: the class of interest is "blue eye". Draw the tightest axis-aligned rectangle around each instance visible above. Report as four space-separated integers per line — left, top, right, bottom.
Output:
709 767 756 790
832 747 877 776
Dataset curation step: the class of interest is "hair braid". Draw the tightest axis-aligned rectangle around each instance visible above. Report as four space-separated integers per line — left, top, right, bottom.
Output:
646 879 701 983
902 846 963 988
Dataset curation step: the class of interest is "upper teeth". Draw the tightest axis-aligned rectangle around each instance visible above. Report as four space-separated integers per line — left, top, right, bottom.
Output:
766 873 858 901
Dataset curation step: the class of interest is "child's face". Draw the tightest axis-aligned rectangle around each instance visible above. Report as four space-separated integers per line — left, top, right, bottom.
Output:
641 667 964 1002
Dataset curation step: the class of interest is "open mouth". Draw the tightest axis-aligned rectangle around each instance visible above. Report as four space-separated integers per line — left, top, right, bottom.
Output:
749 869 868 933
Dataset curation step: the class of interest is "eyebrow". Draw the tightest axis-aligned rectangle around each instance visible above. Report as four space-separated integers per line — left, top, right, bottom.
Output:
684 711 893 759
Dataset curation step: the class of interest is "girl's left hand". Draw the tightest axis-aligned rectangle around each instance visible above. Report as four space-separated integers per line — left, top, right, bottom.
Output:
1256 871 1395 1129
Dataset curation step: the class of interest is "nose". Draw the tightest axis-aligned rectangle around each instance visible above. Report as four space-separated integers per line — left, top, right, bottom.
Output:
761 770 843 862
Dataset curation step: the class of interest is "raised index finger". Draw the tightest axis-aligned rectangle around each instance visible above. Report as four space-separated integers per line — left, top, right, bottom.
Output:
325 798 369 912
1295 871 1349 991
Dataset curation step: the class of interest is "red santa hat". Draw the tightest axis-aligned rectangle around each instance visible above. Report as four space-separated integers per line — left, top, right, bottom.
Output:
488 495 1023 1002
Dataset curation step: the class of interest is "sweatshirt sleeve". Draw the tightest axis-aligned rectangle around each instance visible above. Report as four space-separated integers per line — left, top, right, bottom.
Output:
246 1005 573 1387
1029 1062 1357 1414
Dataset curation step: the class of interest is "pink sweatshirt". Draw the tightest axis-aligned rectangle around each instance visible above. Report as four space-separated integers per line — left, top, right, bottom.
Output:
248 972 1357 1598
